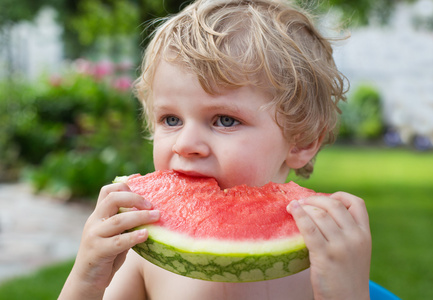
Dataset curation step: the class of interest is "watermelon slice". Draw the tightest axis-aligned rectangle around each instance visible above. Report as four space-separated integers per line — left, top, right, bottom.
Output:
115 170 324 282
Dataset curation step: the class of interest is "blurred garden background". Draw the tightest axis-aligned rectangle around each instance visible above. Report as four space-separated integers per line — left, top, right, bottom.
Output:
0 0 432 299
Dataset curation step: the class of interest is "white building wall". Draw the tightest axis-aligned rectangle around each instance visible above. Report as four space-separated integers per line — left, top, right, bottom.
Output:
0 7 63 80
333 0 433 144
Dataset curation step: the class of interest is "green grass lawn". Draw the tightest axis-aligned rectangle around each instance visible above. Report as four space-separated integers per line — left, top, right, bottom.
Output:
0 259 74 300
1 145 432 299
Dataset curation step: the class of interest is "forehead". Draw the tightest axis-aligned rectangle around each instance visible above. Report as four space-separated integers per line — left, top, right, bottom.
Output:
152 59 275 113
153 57 273 95
152 59 202 95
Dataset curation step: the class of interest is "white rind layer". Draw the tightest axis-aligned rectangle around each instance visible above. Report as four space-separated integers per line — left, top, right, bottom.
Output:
137 224 306 255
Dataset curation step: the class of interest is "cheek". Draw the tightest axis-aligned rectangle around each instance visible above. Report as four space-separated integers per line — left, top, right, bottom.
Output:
227 135 289 183
152 146 162 170
219 145 264 184
152 138 170 170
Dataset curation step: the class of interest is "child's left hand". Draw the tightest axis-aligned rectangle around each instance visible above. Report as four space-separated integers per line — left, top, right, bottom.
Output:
288 192 372 300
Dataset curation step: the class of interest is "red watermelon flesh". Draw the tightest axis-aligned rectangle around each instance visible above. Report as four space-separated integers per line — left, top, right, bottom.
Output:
126 170 321 241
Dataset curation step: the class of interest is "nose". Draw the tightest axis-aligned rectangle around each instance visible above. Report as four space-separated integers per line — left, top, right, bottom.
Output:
172 123 210 158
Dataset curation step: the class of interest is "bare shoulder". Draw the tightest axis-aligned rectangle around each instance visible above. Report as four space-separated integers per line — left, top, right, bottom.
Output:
103 250 147 300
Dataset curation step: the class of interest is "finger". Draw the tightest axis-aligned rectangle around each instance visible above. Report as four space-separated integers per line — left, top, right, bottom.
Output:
97 183 131 203
300 204 343 241
330 192 370 229
300 196 358 231
99 210 160 237
288 200 327 249
99 228 150 257
97 190 153 219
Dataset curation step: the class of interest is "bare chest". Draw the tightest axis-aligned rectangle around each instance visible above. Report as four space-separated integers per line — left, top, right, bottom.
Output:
144 262 313 300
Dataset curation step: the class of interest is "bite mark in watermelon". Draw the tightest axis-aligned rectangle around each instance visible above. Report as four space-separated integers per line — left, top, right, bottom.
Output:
116 170 324 282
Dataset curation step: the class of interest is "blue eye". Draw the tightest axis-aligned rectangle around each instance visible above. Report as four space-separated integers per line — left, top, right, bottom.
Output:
216 116 239 127
165 116 181 126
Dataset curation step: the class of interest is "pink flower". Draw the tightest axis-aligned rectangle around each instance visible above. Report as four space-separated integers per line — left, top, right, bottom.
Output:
74 58 93 75
93 60 114 80
49 74 62 87
116 60 134 72
112 76 133 92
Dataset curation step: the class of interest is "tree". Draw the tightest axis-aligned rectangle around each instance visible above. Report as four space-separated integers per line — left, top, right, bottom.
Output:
0 0 426 59
322 0 418 25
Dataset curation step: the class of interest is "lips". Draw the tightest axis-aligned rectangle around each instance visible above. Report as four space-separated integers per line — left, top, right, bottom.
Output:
173 169 212 179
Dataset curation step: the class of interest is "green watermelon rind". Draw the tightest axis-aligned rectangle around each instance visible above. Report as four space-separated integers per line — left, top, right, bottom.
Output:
129 225 309 282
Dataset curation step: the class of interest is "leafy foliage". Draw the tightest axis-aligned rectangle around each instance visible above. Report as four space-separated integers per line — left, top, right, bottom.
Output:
70 0 140 46
0 80 40 180
0 0 422 59
338 84 384 141
0 62 154 199
0 0 66 26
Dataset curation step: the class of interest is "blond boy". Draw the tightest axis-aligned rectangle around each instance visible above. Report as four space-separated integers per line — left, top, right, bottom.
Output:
60 0 371 299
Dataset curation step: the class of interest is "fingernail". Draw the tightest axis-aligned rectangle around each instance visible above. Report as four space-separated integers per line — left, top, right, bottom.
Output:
143 200 153 209
291 200 300 208
137 228 148 237
149 210 160 220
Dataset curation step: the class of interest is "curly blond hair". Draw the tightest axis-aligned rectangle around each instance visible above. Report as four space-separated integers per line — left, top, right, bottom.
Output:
134 0 348 178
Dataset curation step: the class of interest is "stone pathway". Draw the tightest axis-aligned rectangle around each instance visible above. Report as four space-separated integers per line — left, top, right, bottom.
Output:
0 183 94 283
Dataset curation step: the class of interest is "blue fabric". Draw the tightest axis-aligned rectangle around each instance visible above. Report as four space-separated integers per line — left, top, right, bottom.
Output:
369 280 401 300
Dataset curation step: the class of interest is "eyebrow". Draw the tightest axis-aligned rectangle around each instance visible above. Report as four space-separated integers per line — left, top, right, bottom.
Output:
152 103 173 113
153 102 248 115
202 103 243 114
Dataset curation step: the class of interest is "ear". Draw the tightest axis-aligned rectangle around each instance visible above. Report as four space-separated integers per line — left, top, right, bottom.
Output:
285 134 325 169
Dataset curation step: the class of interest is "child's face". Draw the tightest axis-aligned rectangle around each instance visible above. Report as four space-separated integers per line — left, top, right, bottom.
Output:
151 60 293 189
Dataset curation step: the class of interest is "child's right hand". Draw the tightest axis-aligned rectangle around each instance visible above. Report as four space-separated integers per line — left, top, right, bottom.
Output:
59 182 160 300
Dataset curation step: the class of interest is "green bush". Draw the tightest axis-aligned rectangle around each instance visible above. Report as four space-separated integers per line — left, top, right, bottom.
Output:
339 84 384 141
1 62 154 200
0 80 42 179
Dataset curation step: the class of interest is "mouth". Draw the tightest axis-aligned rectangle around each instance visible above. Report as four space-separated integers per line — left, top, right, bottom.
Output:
172 169 222 188
174 169 212 179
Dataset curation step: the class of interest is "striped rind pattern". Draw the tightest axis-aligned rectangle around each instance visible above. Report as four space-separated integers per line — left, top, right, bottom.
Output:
132 230 310 282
